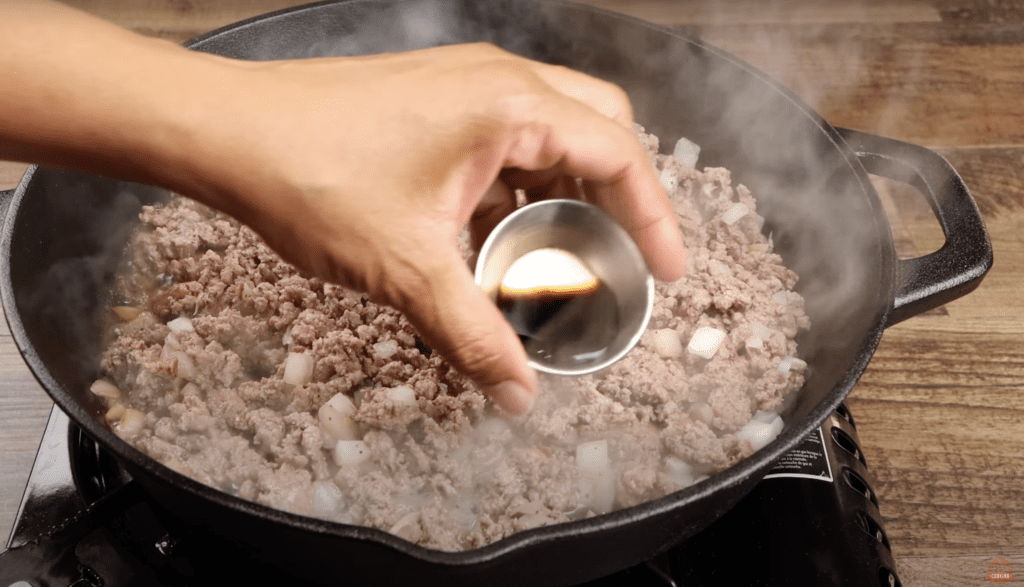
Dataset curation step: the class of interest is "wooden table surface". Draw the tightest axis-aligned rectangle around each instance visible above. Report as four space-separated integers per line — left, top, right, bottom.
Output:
2 1 1022 585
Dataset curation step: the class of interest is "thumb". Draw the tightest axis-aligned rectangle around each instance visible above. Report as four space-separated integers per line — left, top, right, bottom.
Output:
396 248 539 415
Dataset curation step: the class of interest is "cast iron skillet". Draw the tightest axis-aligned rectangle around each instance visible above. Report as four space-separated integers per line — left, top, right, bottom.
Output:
0 1 991 585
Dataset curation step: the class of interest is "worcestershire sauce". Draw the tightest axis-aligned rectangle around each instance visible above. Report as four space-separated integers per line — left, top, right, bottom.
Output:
495 248 620 367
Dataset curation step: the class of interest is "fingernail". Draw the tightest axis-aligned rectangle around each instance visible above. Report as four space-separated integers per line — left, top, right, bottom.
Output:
486 380 535 415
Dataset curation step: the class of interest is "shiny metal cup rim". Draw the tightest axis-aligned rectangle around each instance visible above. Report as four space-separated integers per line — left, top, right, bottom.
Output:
474 199 654 376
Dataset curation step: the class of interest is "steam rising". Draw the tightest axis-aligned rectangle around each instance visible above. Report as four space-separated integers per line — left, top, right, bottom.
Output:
10 0 892 549
191 0 885 449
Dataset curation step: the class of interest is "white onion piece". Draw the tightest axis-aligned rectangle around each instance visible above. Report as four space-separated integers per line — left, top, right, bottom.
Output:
167 316 194 332
652 329 683 358
173 351 197 381
736 419 779 452
321 428 337 450
281 327 293 347
576 440 610 473
319 404 360 442
111 306 144 322
373 340 399 360
163 332 182 351
388 385 417 406
721 202 749 225
687 327 726 360
311 480 343 514
769 415 785 437
449 496 480 533
658 168 678 193
750 322 772 340
390 512 424 542
662 457 695 487
283 352 314 386
772 291 790 306
745 336 764 350
90 379 121 400
577 469 616 514
333 440 371 467
752 410 779 425
673 137 701 170
326 393 357 417
778 356 808 373
115 408 146 439
105 403 125 423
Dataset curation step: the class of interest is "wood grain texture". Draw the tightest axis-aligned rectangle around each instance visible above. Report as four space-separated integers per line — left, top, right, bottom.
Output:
1 2 1023 586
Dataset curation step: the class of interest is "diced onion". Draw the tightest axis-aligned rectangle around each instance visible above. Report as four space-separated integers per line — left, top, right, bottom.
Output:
167 316 194 332
105 403 125 423
321 429 337 450
652 329 683 358
736 418 780 452
750 322 772 340
283 352 314 386
778 356 808 373
326 393 357 417
577 469 616 514
90 379 121 400
111 306 144 322
721 202 749 225
163 332 182 351
745 336 764 350
115 408 146 439
311 480 343 514
172 351 197 381
373 340 399 360
673 137 701 170
319 404 360 442
687 327 726 360
333 440 371 467
772 291 789 306
390 512 424 543
659 168 678 193
662 457 695 486
388 385 417 406
576 440 610 473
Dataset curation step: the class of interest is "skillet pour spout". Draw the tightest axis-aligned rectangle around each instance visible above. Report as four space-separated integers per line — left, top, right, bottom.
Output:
0 1 991 585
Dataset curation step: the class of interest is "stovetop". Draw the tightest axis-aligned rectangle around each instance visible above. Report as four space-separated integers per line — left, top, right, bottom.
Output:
1 403 902 587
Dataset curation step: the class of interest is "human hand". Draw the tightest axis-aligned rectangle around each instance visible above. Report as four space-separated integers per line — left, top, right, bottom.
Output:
187 43 686 414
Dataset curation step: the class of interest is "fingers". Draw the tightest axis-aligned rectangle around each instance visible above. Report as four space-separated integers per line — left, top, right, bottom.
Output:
501 96 687 282
526 62 635 129
470 180 517 251
395 247 539 415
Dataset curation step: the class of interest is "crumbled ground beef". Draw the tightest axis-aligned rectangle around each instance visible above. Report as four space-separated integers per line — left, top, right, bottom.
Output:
97 126 808 551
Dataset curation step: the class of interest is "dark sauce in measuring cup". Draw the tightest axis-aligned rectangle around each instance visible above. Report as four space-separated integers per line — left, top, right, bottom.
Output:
495 248 621 368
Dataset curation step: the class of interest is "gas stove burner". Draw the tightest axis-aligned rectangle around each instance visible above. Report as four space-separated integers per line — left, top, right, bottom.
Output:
2 404 902 587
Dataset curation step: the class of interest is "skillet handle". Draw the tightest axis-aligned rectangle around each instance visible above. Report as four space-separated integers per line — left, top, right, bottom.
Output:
835 128 992 327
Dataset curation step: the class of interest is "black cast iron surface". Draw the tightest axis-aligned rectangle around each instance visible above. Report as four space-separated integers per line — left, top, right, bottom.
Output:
0 0 989 585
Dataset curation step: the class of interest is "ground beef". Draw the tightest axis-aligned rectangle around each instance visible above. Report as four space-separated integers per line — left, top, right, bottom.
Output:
95 125 809 552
